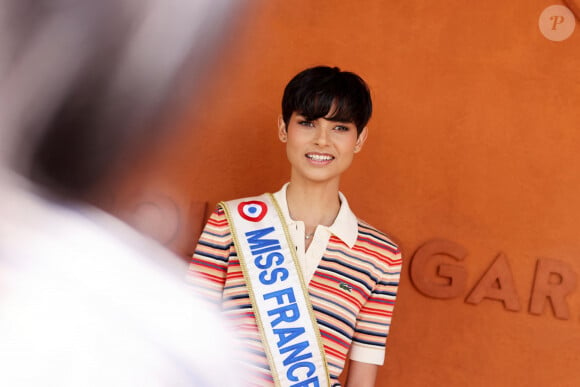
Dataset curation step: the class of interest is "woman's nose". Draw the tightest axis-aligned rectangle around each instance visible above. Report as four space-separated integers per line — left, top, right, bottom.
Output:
314 127 328 146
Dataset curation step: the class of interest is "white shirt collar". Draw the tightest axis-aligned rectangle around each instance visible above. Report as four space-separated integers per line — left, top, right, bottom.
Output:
272 183 358 248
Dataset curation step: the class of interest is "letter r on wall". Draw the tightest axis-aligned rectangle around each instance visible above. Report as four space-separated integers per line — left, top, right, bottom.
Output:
529 258 577 320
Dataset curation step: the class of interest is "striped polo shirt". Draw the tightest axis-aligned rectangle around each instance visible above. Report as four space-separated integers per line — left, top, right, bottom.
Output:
188 186 402 386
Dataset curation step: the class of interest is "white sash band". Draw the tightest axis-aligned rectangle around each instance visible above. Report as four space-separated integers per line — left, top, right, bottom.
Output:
221 194 330 387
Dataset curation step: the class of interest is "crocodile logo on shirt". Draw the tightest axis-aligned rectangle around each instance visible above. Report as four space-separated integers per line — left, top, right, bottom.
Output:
339 282 352 292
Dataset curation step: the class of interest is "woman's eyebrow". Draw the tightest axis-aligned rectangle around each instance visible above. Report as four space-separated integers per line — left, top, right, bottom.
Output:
326 118 354 124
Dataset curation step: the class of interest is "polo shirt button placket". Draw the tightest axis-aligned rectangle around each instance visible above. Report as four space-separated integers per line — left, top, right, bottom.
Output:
295 224 299 251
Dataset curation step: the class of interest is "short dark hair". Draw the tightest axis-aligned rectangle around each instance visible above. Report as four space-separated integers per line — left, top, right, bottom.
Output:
281 66 372 135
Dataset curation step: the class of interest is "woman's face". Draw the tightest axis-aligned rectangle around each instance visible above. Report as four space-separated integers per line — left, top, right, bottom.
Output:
278 111 367 186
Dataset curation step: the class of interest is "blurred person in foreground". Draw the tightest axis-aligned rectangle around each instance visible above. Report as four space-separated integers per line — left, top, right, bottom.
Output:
0 0 244 385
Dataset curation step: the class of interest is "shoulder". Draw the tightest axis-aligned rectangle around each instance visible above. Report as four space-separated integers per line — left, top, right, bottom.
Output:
219 192 271 206
216 193 273 220
207 193 269 227
207 206 227 224
355 219 402 263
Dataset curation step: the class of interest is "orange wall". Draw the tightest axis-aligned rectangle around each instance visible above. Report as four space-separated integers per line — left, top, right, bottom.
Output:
110 1 580 385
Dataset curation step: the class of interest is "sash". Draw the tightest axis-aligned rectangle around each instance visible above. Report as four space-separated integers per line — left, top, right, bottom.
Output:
220 193 330 387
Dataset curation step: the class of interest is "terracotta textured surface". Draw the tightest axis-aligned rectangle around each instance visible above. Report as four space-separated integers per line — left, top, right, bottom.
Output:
110 1 580 385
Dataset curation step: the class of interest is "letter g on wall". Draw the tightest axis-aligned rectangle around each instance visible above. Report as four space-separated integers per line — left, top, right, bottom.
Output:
410 239 468 299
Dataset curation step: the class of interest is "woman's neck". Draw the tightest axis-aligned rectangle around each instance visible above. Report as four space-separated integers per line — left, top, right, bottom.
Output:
285 179 341 229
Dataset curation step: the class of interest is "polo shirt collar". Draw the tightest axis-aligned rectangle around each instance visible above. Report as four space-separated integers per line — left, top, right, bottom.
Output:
272 183 358 248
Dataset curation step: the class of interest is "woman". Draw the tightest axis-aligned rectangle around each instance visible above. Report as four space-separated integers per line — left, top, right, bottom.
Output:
188 66 402 387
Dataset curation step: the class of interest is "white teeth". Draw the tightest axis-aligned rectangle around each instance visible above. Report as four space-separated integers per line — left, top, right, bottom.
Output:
307 154 333 161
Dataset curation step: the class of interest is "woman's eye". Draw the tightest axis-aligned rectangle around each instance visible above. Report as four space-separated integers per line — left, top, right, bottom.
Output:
298 120 314 127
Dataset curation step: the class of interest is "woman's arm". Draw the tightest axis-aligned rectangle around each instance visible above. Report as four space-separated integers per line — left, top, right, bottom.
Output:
186 207 231 307
345 360 378 387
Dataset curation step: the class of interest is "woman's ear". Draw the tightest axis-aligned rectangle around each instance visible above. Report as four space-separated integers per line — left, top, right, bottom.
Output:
354 126 368 153
278 115 287 143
